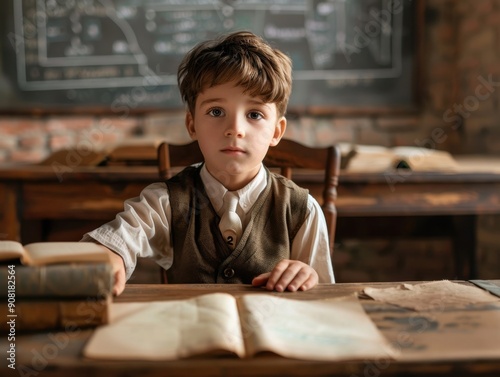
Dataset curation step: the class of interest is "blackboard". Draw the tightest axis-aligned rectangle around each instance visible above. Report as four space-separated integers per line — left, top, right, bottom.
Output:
0 0 419 114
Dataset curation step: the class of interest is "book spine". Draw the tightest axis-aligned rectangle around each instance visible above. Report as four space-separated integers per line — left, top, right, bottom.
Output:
0 263 113 298
0 296 110 331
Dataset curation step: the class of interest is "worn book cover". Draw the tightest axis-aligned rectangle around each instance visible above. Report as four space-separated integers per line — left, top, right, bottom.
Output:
0 263 113 298
0 241 112 298
1 295 110 332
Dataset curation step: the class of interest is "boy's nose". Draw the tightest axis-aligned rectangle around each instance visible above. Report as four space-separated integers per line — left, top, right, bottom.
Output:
224 116 245 138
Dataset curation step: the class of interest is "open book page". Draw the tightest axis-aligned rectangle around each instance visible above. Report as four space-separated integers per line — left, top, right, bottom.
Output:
22 242 111 266
344 144 396 173
238 294 397 361
343 144 459 172
453 156 500 173
391 147 459 171
0 241 26 262
83 293 245 360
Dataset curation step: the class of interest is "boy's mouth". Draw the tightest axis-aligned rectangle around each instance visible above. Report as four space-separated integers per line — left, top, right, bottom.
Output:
221 146 245 153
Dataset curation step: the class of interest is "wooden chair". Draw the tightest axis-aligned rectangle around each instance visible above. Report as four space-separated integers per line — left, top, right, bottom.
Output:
158 141 205 180
263 139 341 256
157 139 341 256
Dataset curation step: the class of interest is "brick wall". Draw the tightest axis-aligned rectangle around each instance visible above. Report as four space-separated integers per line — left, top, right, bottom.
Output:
1 0 499 282
2 1 500 162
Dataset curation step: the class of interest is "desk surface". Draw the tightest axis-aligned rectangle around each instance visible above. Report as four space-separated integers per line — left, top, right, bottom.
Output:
5 281 500 377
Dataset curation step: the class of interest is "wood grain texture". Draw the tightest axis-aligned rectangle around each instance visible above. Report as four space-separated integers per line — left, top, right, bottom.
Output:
5 282 500 377
0 183 20 241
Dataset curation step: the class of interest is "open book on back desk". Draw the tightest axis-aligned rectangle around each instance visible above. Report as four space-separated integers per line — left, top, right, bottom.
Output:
84 292 397 361
342 144 460 173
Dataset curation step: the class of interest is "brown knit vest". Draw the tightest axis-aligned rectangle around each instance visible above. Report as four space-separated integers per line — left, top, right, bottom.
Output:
165 165 309 284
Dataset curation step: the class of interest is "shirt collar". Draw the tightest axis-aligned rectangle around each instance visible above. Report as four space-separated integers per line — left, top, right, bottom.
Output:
200 164 267 215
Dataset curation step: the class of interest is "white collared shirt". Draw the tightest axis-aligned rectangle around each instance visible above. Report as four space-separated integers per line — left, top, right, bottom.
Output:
82 164 335 283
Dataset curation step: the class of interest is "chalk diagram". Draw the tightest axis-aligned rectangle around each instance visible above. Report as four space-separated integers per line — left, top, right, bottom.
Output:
14 0 405 92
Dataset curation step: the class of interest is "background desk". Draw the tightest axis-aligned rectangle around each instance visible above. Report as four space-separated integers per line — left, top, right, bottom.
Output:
303 157 500 280
1 157 500 280
5 282 500 377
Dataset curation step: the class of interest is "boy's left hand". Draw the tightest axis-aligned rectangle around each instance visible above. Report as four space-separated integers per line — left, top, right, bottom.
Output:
251 259 318 292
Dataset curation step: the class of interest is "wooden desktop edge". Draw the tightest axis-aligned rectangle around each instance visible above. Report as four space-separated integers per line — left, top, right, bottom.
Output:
8 280 500 377
2 155 500 183
114 280 487 302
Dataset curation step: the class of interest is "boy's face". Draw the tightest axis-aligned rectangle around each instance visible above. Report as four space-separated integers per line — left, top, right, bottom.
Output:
185 81 286 190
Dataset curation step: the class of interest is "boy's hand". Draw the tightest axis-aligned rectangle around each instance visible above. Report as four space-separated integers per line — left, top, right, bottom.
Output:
251 259 318 292
106 249 126 296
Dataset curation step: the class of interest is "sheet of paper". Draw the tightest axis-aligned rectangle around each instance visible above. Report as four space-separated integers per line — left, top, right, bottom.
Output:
370 302 500 361
238 294 398 361
363 280 500 311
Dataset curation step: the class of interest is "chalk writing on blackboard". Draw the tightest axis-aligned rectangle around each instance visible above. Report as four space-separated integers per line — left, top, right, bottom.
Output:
1 0 417 112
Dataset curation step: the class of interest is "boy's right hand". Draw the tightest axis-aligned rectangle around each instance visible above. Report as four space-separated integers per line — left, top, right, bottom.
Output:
106 249 126 296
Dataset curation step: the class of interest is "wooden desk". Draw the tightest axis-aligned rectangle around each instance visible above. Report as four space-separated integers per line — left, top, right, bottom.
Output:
5 282 500 377
1 157 500 279
0 165 159 242
299 157 500 280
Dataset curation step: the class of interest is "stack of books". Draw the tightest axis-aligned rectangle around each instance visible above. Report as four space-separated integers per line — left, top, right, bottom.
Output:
0 241 113 331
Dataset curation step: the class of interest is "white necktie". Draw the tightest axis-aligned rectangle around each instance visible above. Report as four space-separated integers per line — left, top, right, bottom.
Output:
219 192 242 250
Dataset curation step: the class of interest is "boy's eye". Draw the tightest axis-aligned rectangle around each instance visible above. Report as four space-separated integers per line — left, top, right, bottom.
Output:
248 111 263 120
208 108 224 117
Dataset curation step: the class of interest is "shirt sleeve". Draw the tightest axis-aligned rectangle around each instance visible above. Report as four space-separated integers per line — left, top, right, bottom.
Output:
290 194 336 283
81 182 174 280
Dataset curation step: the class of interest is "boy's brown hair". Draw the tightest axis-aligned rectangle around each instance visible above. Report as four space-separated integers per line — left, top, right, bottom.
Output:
177 31 292 117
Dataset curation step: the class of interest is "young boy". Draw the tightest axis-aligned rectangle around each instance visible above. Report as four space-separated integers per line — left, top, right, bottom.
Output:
82 31 335 295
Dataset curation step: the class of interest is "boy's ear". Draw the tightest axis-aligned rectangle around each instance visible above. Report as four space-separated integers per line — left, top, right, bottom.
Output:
269 116 287 147
185 112 197 140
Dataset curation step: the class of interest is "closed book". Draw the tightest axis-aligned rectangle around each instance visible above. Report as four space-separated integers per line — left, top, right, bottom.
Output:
1 296 110 332
0 263 113 298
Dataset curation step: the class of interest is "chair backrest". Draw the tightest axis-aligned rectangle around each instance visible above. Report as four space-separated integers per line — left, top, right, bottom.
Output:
263 139 340 256
158 141 205 180
157 139 341 255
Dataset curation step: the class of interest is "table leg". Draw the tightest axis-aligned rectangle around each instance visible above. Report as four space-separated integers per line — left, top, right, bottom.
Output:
452 215 477 279
0 183 21 241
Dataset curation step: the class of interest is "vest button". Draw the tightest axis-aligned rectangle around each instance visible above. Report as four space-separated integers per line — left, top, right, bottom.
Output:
223 268 235 279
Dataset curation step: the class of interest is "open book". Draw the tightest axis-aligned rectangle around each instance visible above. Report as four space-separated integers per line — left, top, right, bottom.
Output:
0 241 110 266
38 148 108 167
38 136 165 167
84 293 397 361
106 136 165 166
341 144 459 173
